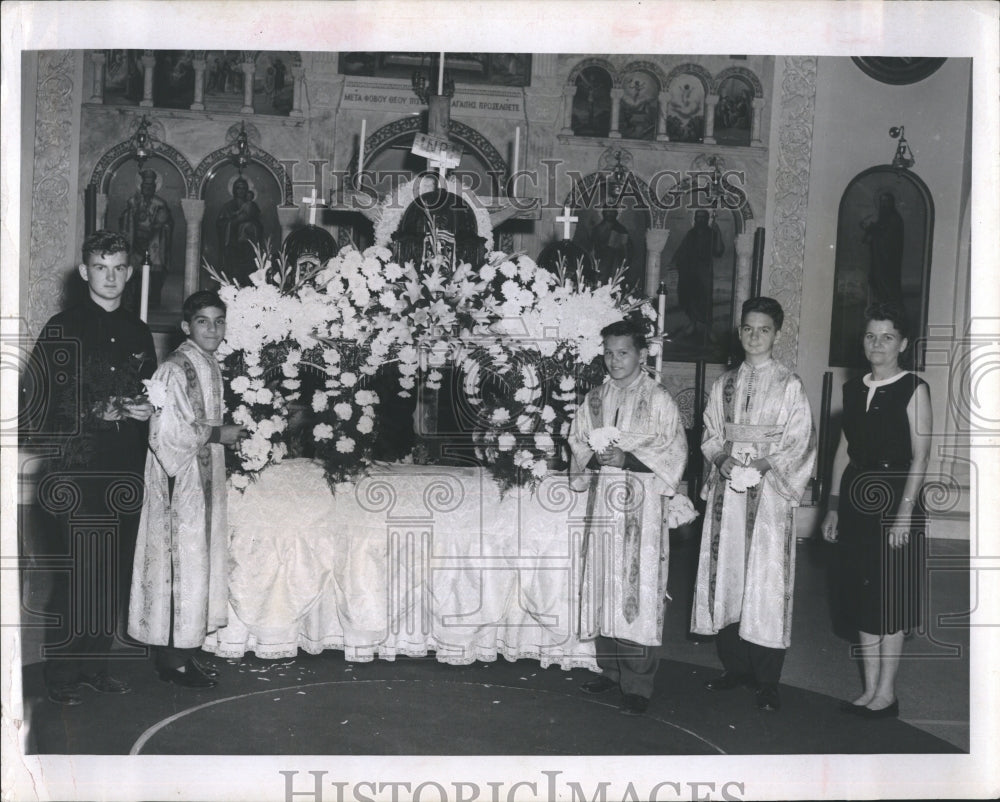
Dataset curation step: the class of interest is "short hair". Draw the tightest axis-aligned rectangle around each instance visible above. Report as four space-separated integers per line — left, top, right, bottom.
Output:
864 301 909 339
741 296 784 331
600 319 647 350
182 290 226 322
81 230 130 263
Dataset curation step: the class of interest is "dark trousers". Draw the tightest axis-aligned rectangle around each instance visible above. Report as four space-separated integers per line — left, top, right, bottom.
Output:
40 472 144 689
594 635 660 699
716 622 785 687
155 645 197 671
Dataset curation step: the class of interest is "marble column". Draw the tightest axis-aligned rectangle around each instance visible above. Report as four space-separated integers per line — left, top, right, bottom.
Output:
89 51 106 103
191 58 206 110
703 93 719 144
733 228 755 314
97 192 109 230
656 91 670 141
644 228 670 297
180 198 205 296
560 85 575 135
751 97 766 145
609 87 624 138
241 61 255 113
277 205 299 246
290 65 305 117
140 52 155 107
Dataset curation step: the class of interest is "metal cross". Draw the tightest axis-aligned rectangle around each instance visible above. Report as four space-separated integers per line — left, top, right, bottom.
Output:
301 186 324 226
555 206 578 240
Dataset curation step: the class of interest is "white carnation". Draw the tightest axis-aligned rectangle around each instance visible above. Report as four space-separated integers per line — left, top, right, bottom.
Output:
313 423 334 441
336 436 356 454
356 416 374 434
334 402 353 420
498 433 516 451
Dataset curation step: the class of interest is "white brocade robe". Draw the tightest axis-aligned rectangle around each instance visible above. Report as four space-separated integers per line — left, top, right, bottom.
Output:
691 360 816 649
129 340 229 648
568 373 688 645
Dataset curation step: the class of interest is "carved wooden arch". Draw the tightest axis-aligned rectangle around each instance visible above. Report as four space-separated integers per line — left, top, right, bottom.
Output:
663 62 714 96
89 140 196 195
193 145 292 204
563 170 659 227
712 65 764 97
349 116 508 187
620 59 668 92
566 57 619 88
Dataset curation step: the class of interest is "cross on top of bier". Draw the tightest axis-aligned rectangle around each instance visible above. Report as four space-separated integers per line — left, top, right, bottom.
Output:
301 186 325 226
555 206 578 240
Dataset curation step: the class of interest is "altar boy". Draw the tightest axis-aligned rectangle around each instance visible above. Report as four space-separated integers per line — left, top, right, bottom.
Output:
569 319 688 715
129 291 244 688
690 297 816 712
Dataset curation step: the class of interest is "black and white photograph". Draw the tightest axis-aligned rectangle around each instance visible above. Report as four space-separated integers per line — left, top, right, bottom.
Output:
2 2 998 801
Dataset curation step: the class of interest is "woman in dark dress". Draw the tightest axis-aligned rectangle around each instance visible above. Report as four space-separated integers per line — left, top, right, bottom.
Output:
821 303 932 719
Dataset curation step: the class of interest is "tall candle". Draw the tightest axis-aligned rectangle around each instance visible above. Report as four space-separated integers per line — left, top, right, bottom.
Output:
437 52 445 95
357 119 366 188
139 259 150 322
512 127 520 194
655 282 666 380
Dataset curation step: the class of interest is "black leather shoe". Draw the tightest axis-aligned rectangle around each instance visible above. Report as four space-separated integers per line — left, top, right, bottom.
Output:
756 685 781 712
619 694 649 716
704 672 751 691
48 685 83 706
78 672 132 694
857 700 898 719
191 659 220 679
839 699 867 714
158 660 218 689
581 676 617 694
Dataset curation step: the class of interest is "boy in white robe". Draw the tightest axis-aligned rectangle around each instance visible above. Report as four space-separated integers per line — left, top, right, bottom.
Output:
569 319 688 715
691 297 816 712
129 291 244 687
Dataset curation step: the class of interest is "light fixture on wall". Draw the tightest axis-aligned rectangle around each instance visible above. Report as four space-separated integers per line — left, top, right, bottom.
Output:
129 115 155 168
230 121 252 174
889 126 915 171
412 52 455 104
605 150 630 205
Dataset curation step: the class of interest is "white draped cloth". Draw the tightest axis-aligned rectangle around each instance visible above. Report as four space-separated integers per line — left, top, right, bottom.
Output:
129 340 229 649
690 359 816 649
567 373 688 646
204 461 597 670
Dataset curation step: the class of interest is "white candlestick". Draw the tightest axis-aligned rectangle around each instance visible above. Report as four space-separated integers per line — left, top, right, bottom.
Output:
512 127 520 195
139 260 150 322
655 285 666 380
357 119 366 189
437 52 445 95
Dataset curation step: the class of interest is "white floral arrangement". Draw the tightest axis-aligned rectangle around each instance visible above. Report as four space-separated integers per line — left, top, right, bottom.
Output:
141 378 169 411
729 465 763 493
666 494 699 528
207 234 659 494
587 425 622 453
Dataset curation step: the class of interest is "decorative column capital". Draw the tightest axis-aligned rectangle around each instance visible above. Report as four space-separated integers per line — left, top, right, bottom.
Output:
645 227 671 250
179 197 206 220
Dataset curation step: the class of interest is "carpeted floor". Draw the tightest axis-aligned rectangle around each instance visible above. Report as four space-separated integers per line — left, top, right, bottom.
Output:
22 649 959 756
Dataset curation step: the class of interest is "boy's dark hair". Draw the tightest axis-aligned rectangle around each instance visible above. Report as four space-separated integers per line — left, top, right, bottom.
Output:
183 290 227 322
81 230 130 263
864 301 909 339
600 318 648 351
741 296 784 331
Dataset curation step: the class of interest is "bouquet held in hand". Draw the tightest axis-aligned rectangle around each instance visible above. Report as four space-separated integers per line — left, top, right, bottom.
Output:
587 426 621 453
